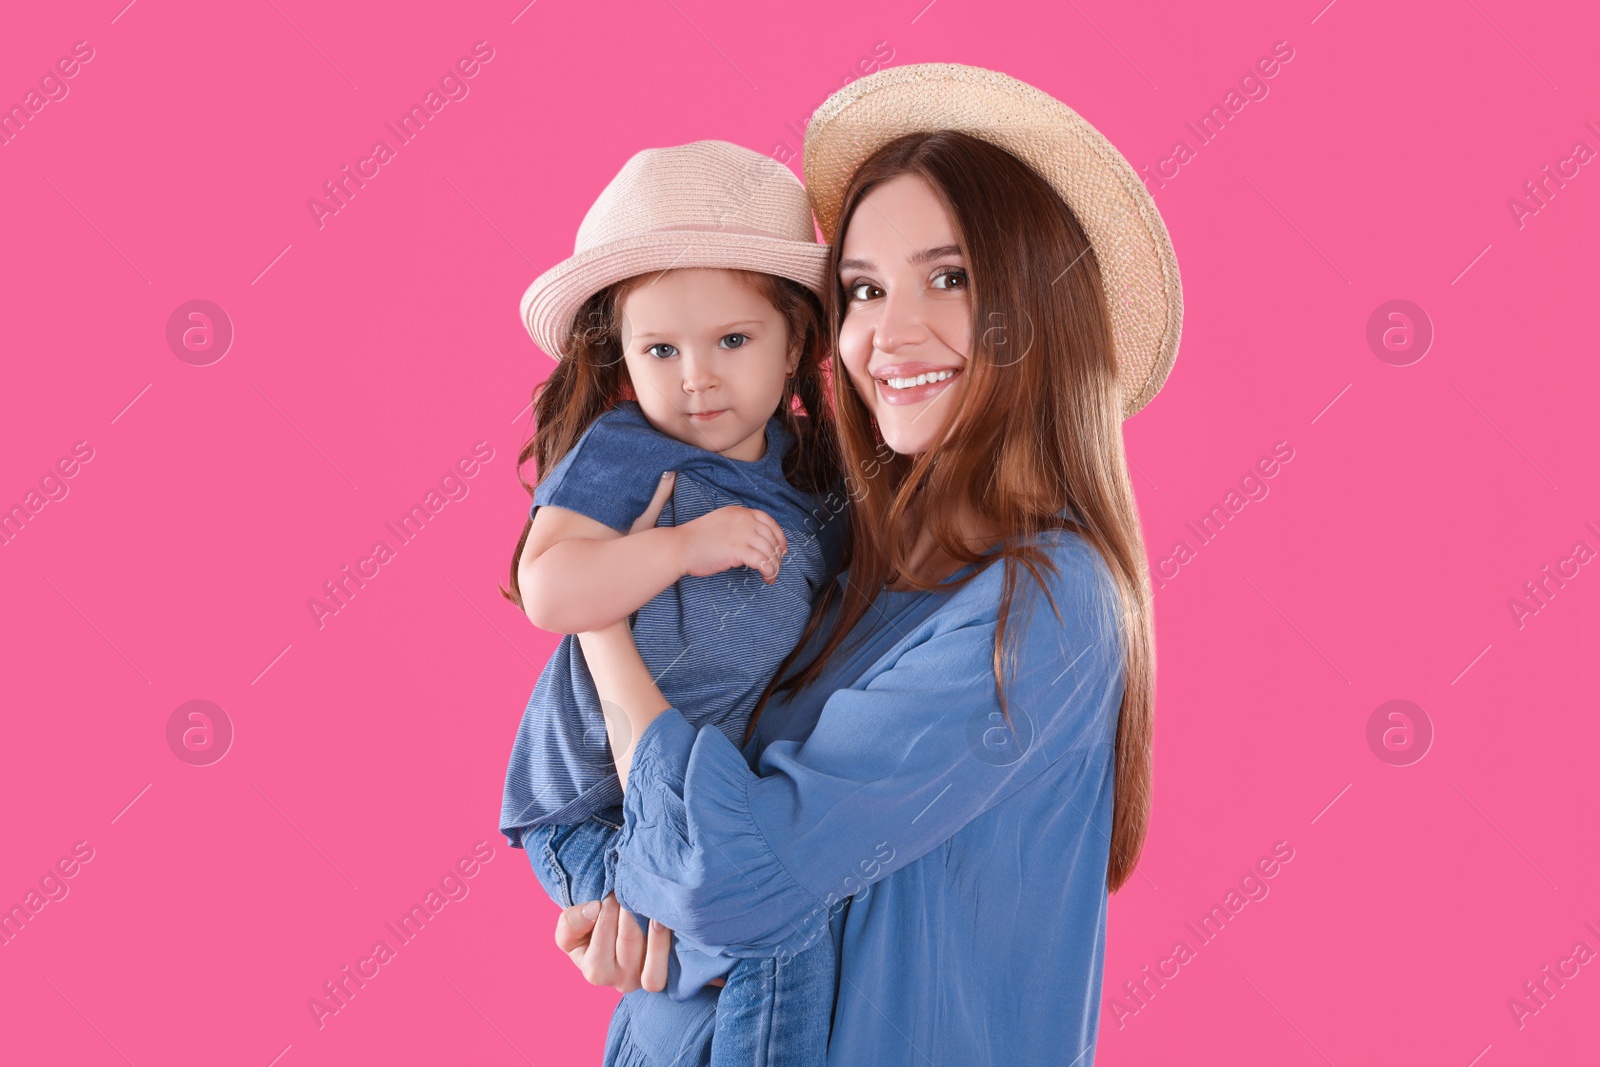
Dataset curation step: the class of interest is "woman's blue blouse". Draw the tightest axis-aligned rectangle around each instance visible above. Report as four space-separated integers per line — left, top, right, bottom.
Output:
611 527 1127 1065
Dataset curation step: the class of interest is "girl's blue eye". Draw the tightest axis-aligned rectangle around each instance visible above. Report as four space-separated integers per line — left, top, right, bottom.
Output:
932 268 968 290
719 333 748 349
646 343 678 359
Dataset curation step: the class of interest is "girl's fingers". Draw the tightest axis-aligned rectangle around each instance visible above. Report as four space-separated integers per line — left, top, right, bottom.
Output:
642 918 672 993
744 544 778 583
737 509 782 557
762 541 781 581
762 528 784 562
751 511 787 558
746 522 781 574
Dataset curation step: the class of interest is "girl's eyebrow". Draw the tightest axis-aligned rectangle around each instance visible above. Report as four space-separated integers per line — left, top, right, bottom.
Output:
634 319 765 341
839 244 964 273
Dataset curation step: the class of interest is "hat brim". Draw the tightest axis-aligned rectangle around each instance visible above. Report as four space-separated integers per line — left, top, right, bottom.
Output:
521 231 831 360
802 63 1183 419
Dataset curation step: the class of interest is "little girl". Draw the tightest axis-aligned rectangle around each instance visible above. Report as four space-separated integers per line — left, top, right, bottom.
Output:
498 140 845 1066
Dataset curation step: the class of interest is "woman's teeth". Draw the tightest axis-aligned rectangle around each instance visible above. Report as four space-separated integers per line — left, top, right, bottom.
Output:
885 370 955 390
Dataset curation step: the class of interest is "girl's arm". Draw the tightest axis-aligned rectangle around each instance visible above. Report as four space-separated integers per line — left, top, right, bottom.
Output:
520 477 787 636
519 501 686 635
576 622 670 789
582 532 1126 959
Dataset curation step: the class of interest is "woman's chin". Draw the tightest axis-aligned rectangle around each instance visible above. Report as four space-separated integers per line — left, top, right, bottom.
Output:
874 403 959 458
875 423 934 458
873 375 965 455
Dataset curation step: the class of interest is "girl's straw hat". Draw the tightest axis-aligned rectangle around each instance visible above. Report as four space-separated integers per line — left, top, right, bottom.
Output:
521 140 830 360
803 63 1183 419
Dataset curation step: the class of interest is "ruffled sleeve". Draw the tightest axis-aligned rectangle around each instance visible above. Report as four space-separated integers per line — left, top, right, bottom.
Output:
612 531 1127 958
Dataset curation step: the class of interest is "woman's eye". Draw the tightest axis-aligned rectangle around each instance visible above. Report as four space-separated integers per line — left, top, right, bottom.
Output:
846 281 882 302
719 333 748 349
645 343 677 359
931 268 968 291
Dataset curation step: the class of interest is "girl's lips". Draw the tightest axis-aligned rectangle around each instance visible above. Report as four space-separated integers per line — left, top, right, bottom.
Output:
687 409 726 421
875 369 960 407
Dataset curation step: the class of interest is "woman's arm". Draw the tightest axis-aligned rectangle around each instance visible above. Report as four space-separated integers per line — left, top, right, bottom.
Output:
591 532 1127 959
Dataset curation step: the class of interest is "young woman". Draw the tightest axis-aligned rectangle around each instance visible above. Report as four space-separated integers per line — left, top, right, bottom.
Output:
554 63 1183 1066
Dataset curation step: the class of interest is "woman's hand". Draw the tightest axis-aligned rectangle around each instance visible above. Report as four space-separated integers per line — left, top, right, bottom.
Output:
629 473 677 536
553 894 668 993
554 894 725 992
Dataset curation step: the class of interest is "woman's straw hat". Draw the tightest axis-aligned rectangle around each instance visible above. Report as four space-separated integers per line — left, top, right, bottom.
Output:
521 140 830 360
803 63 1183 419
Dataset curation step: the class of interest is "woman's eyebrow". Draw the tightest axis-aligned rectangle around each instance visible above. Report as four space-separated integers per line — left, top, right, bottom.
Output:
838 244 964 273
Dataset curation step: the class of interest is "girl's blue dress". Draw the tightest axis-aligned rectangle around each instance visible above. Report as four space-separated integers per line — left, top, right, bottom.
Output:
498 399 845 1065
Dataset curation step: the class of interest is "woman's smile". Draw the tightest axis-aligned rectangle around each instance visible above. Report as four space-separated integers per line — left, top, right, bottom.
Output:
873 367 962 406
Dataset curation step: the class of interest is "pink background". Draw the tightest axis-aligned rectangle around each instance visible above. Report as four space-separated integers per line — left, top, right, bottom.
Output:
2 1 1596 1064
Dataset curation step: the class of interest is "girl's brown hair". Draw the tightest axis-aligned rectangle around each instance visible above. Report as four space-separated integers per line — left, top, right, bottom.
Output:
500 268 840 611
747 130 1156 893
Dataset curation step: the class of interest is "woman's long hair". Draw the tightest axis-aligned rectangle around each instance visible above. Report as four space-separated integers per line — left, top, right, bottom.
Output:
499 268 839 610
747 130 1156 893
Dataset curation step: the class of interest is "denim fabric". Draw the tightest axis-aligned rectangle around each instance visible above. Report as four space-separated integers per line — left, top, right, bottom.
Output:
599 943 833 1067
609 526 1123 1065
706 943 832 1067
606 984 717 1067
522 810 649 937
500 400 844 838
526 812 831 1066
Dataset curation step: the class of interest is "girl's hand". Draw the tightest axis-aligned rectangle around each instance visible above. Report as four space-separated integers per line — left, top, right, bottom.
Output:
679 508 789 586
636 470 789 584
554 894 725 992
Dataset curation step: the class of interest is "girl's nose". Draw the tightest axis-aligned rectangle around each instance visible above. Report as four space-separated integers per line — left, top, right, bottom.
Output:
680 348 718 393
